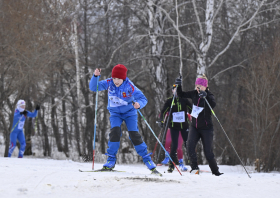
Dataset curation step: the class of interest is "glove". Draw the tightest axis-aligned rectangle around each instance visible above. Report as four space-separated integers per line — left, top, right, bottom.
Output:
198 91 207 98
20 110 28 116
174 77 181 86
35 104 40 110
157 121 164 128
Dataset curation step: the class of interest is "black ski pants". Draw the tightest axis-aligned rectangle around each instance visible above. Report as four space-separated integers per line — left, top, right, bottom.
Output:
170 128 188 163
187 125 219 172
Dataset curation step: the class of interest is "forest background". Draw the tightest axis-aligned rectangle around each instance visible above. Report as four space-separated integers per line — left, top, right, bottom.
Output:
1 0 280 172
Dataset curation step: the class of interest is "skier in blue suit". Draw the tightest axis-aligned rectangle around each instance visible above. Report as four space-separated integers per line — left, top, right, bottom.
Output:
89 64 160 174
8 100 40 158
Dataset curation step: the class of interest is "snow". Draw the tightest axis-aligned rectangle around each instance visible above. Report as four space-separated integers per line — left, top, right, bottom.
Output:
0 157 279 198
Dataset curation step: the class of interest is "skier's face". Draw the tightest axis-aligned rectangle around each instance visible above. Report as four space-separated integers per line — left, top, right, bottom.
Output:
172 88 177 96
195 84 206 92
19 105 26 110
113 78 123 87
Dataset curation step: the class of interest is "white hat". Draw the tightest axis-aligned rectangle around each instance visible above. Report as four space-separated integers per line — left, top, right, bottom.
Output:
17 100 26 108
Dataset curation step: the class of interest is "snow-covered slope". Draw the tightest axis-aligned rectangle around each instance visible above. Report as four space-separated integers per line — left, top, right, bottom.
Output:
0 157 279 198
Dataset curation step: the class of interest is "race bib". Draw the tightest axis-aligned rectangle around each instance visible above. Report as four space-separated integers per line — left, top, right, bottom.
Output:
18 121 25 130
109 96 128 107
191 104 204 118
172 111 185 122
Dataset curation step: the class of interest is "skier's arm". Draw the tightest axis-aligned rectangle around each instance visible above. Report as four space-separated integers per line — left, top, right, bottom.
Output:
205 90 216 108
26 110 38 118
177 85 193 98
133 87 147 109
160 98 171 121
185 99 192 113
89 75 109 92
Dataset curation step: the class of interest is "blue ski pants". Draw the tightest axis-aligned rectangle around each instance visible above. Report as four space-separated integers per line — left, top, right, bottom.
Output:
106 113 152 163
8 130 26 158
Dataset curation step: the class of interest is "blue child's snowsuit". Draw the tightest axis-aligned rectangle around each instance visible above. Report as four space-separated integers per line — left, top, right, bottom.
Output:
8 109 38 158
89 75 155 169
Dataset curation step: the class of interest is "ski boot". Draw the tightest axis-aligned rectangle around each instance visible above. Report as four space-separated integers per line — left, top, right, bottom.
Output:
190 166 200 175
167 161 174 173
212 170 224 176
179 159 188 171
151 168 162 176
145 160 162 176
103 153 116 170
161 151 170 165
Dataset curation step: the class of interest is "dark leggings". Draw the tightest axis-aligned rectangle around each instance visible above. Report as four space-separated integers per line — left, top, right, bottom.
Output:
187 125 219 172
170 128 189 162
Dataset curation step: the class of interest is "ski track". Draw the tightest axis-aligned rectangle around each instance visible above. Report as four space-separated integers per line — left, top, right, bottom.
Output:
0 157 279 198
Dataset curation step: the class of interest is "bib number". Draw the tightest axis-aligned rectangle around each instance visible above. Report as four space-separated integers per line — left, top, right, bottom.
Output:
172 111 185 122
191 104 204 118
109 96 128 107
18 121 25 130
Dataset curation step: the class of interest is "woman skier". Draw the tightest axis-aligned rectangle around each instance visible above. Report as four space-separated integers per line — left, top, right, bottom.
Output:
175 74 223 176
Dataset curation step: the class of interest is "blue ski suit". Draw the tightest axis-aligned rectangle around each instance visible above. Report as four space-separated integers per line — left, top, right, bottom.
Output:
89 75 154 167
8 109 38 158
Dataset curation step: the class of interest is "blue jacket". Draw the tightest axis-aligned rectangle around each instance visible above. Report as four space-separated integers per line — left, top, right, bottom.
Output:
11 109 38 133
89 75 147 115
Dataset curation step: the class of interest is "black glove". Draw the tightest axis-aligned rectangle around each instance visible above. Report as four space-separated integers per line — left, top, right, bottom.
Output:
20 110 28 116
35 104 40 110
175 77 181 86
198 91 207 98
157 121 164 128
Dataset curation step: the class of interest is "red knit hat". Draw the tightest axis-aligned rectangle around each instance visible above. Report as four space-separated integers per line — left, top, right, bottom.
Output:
112 64 127 80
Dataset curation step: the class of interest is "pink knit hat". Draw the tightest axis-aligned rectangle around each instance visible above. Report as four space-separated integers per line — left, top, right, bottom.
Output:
195 78 208 87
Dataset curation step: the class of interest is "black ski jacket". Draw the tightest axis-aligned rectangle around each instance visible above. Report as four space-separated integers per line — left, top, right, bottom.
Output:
160 96 192 130
177 85 216 130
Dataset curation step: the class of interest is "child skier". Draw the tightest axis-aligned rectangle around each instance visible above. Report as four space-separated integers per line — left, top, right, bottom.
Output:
8 100 40 158
158 84 192 173
175 74 223 176
89 64 161 175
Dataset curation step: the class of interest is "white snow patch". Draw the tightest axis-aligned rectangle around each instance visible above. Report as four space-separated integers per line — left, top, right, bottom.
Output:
0 157 279 198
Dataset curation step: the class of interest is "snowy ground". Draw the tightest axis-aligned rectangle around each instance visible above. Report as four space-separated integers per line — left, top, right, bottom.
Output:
0 157 279 198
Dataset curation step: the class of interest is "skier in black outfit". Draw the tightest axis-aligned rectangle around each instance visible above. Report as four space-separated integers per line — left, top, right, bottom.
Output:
175 74 223 176
158 84 192 173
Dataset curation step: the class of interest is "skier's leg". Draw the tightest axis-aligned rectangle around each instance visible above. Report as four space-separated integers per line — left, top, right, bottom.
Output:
125 114 156 170
187 126 201 170
169 128 179 162
8 131 17 157
200 128 219 173
103 115 123 168
178 129 189 171
167 128 180 172
161 128 171 164
17 131 26 158
177 131 184 160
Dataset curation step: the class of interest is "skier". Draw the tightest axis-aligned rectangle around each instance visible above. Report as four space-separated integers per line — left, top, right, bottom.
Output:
158 84 192 173
175 74 223 176
8 100 40 158
89 64 161 175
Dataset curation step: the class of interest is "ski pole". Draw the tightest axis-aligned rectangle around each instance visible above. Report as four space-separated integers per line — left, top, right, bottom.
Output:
201 91 251 178
157 84 178 164
151 113 168 160
92 75 100 170
133 102 182 176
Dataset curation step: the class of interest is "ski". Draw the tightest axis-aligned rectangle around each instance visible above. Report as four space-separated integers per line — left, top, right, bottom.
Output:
151 168 163 176
156 164 168 166
79 169 125 173
187 170 211 174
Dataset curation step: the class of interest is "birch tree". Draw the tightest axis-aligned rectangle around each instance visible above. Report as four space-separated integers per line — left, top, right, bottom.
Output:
156 0 280 77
